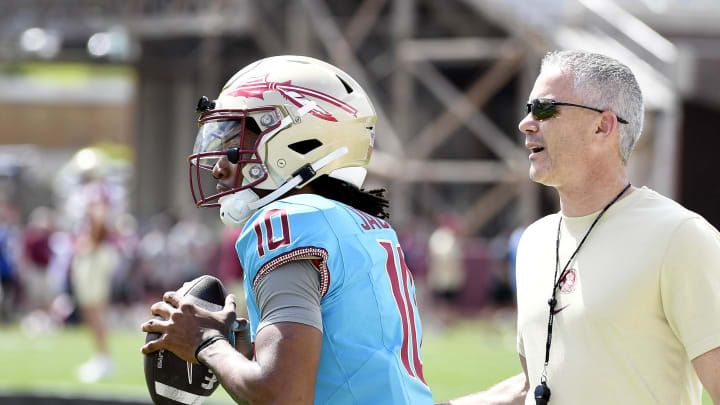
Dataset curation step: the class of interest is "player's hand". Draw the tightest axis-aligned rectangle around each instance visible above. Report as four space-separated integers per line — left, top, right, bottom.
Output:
233 317 253 360
140 292 238 363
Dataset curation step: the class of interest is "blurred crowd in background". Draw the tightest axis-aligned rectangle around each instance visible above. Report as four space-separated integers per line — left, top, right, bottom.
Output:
0 145 521 340
0 149 225 329
0 145 251 381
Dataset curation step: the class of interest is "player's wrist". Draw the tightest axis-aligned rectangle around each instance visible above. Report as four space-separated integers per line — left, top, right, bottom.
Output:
195 335 228 365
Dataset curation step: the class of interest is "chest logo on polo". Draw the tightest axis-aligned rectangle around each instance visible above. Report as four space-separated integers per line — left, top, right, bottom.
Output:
558 268 577 294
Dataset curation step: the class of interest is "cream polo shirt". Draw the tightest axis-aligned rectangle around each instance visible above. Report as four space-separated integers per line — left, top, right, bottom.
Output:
516 187 720 405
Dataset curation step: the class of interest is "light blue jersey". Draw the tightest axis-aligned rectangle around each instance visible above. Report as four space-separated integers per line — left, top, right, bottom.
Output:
236 194 433 405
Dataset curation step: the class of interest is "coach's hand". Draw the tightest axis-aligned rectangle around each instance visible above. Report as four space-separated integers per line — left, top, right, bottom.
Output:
140 291 238 364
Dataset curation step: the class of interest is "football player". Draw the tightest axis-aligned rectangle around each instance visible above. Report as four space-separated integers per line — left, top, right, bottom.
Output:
141 55 434 404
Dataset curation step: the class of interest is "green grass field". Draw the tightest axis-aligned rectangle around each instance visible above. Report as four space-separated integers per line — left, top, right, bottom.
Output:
0 320 712 404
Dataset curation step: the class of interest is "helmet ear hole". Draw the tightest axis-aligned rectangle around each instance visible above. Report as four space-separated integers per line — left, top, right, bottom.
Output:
288 139 323 155
336 75 354 94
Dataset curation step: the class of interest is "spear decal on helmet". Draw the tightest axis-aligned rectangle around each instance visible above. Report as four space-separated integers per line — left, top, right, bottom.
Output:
226 74 358 122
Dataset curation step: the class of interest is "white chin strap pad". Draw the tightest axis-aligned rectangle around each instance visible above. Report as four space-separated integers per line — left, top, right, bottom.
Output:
219 189 260 229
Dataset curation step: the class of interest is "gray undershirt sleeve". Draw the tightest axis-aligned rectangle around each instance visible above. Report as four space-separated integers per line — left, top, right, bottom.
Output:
254 259 323 334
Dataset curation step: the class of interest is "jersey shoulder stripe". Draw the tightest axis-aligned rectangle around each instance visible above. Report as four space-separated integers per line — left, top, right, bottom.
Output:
253 246 330 296
237 194 348 297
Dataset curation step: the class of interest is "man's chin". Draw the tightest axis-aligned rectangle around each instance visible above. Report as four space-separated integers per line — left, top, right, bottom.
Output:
529 167 550 185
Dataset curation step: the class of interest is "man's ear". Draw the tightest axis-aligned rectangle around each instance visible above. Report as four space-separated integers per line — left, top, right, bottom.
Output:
595 110 619 139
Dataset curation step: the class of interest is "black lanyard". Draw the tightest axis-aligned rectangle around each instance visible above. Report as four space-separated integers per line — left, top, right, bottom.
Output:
535 183 631 405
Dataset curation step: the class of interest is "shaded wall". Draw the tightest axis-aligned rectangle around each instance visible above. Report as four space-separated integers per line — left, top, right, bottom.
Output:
679 100 720 229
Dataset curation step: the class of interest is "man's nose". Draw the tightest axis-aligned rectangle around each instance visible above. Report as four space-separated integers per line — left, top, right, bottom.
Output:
212 156 231 180
518 113 538 134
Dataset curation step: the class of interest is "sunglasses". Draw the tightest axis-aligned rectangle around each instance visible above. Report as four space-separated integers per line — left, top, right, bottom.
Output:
526 98 628 124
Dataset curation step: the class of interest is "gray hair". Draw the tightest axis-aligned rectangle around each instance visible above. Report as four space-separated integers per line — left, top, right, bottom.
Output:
541 50 644 165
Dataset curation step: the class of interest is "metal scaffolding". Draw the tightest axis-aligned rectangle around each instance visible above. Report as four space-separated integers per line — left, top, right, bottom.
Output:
0 0 685 236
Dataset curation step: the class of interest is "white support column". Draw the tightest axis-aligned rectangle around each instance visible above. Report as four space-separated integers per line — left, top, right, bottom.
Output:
650 102 681 199
389 0 415 226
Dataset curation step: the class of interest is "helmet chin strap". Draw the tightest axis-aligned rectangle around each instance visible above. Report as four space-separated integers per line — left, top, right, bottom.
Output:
219 146 349 228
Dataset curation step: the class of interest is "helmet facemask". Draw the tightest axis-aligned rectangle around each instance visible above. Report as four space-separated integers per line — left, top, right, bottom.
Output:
188 106 285 208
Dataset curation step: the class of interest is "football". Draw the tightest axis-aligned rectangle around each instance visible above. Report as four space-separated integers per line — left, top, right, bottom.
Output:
144 275 230 405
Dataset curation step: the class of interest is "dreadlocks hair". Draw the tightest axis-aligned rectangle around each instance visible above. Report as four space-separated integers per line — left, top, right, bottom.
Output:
310 174 390 219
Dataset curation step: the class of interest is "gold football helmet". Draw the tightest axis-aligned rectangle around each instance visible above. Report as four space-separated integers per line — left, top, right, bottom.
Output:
188 55 377 227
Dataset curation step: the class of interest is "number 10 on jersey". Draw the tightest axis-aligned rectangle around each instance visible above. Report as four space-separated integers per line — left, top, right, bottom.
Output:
378 240 427 385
